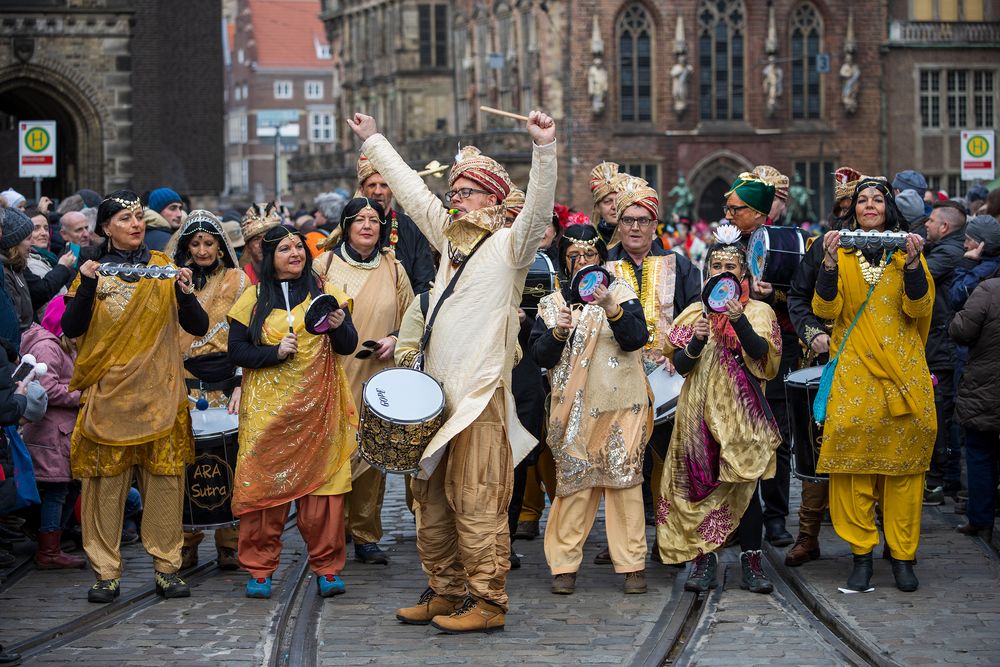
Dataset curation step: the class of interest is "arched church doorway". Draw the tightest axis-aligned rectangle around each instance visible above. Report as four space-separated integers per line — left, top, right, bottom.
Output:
687 150 754 224
0 65 104 199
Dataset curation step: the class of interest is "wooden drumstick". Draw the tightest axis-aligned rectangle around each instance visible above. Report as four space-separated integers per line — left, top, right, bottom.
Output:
479 105 530 123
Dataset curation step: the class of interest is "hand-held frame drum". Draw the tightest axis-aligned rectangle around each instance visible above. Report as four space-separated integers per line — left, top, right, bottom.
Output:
570 265 612 305
702 272 742 313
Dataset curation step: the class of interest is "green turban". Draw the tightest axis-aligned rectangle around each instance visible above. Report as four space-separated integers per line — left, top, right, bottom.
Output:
725 173 776 217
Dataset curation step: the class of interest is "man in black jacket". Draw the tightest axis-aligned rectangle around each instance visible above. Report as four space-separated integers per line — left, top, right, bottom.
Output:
357 154 436 293
922 201 967 505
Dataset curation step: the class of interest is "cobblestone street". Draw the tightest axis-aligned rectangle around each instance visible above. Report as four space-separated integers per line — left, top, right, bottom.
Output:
2 475 999 665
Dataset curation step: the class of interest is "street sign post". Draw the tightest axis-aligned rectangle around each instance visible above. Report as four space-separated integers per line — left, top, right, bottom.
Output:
961 129 995 181
19 121 56 200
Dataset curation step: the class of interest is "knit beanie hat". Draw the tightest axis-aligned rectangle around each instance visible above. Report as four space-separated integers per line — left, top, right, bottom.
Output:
77 189 102 208
892 170 928 197
0 207 34 250
895 190 926 226
966 215 1000 257
148 187 182 214
0 189 26 209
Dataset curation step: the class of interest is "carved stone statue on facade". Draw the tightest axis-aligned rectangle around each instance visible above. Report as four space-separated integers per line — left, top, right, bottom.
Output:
588 56 608 116
840 52 861 114
763 55 783 118
668 173 695 222
787 172 817 223
671 53 693 115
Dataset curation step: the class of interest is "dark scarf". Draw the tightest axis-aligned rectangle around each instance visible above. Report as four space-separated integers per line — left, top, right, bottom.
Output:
32 246 58 267
189 260 222 291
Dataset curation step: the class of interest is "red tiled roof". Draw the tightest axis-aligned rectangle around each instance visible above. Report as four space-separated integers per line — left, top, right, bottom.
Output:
248 0 330 69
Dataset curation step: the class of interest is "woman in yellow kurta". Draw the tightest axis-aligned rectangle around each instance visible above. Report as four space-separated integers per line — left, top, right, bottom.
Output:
62 190 209 603
314 197 413 565
172 210 248 571
227 225 358 599
657 224 782 595
813 177 935 593
529 224 652 595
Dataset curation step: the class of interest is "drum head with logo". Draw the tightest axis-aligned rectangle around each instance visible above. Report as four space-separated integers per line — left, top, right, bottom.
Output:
362 367 445 423
747 226 768 281
702 272 742 313
305 294 340 335
570 265 612 304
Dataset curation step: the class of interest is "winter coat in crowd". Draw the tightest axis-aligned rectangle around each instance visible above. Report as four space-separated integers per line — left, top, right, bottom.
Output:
19 323 79 483
924 225 966 373
949 265 1000 433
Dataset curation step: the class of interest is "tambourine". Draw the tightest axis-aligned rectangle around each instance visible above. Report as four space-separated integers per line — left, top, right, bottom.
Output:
304 294 340 335
97 263 179 279
570 265 612 304
702 272 742 313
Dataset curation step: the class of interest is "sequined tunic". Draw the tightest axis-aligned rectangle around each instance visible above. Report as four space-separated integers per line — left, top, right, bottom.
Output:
538 284 651 496
655 301 782 563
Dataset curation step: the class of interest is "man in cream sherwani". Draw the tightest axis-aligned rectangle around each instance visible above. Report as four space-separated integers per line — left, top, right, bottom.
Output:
348 110 557 634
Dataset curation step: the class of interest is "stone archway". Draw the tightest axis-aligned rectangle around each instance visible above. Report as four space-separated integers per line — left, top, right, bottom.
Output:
687 150 754 223
0 62 106 197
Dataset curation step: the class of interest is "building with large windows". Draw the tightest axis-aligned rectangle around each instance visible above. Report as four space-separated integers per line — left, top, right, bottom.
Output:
224 0 335 203
292 0 999 221
884 0 999 198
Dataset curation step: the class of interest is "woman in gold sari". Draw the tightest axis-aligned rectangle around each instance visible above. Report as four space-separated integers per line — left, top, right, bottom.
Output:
62 190 208 603
314 197 413 565
173 210 248 571
529 224 651 595
227 225 357 599
814 177 934 592
657 224 782 595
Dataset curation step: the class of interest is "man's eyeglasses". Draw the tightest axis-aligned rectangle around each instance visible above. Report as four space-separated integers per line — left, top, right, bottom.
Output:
619 217 655 229
723 204 751 215
566 250 600 262
445 188 491 203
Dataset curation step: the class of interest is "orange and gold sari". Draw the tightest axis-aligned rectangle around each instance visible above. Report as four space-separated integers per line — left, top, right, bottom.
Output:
227 284 357 516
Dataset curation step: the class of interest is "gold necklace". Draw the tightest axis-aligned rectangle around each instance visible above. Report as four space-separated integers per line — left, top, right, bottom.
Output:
339 244 381 270
857 251 887 287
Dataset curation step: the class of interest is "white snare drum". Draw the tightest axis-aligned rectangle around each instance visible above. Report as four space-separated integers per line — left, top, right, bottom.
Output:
647 364 685 425
358 367 446 474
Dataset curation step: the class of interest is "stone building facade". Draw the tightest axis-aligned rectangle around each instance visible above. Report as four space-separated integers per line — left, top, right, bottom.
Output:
224 0 337 204
0 0 223 200
292 0 885 221
883 0 1000 197
292 0 998 221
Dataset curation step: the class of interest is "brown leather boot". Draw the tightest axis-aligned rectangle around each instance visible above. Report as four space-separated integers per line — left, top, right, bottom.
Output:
430 597 505 634
395 588 464 625
784 533 820 567
34 530 85 569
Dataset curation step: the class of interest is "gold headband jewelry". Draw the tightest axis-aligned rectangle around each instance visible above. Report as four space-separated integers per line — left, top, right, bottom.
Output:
343 198 385 225
262 226 297 244
709 246 743 265
104 196 143 216
563 235 599 248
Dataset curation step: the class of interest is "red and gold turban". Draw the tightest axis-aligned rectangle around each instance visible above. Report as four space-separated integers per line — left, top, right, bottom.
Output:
450 146 512 201
504 188 525 218
614 176 659 220
834 166 863 201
